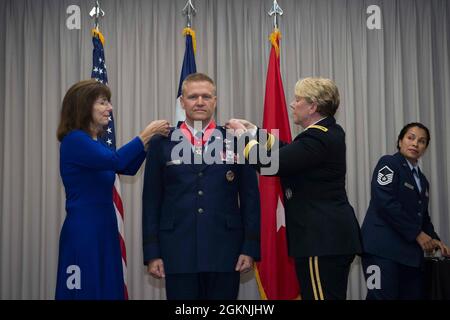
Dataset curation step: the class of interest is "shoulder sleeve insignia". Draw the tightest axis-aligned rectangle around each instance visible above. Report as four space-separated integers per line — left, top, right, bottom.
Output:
308 125 328 132
377 165 394 185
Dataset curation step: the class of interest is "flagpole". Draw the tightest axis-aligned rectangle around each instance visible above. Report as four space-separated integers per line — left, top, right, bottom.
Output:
89 1 129 300
268 0 283 30
182 0 197 28
255 0 300 300
175 1 198 124
181 0 197 55
89 0 105 32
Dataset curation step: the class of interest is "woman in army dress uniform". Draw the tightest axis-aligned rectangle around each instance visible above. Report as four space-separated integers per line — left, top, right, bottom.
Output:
227 77 362 300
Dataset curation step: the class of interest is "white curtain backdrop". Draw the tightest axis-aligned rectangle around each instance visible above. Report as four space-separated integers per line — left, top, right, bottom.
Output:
1 0 449 300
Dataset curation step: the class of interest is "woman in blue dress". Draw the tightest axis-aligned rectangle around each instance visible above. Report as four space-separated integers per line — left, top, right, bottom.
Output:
55 80 169 299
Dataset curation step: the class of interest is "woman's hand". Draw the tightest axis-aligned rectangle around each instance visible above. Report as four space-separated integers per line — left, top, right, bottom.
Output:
139 120 170 145
416 231 435 255
432 240 450 257
226 118 257 131
225 119 257 137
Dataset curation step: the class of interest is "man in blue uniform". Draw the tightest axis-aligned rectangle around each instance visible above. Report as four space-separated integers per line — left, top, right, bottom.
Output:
142 73 260 300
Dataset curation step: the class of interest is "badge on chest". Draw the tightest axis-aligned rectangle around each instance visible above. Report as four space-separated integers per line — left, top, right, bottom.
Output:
226 170 235 182
404 182 414 190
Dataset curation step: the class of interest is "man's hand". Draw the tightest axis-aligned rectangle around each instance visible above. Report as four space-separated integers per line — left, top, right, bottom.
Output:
235 254 254 273
147 258 165 279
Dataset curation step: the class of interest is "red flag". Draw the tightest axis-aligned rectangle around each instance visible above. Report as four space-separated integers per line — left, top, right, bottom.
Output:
255 29 300 300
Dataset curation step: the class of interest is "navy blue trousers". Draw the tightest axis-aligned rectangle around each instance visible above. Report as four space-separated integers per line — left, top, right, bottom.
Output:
165 272 240 300
362 254 424 300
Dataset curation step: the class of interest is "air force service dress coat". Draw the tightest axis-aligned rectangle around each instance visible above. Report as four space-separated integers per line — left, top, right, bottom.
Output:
142 124 261 274
361 152 439 268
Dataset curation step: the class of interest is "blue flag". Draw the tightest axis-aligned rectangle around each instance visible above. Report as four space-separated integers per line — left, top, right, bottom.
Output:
175 28 197 123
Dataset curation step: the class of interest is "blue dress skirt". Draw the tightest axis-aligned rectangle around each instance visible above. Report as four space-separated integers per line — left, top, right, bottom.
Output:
55 130 146 299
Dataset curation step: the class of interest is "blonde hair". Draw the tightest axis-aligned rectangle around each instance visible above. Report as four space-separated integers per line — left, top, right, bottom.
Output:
294 77 340 117
181 73 216 96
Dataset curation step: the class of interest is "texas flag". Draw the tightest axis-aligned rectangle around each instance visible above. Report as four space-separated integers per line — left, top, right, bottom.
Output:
175 27 197 124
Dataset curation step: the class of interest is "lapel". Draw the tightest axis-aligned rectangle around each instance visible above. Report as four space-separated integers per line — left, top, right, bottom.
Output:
417 167 428 198
166 122 197 173
396 152 422 197
197 125 235 172
194 132 219 173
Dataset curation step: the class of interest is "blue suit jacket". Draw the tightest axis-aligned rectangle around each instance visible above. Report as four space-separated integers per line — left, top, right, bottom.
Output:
361 152 439 267
142 124 261 274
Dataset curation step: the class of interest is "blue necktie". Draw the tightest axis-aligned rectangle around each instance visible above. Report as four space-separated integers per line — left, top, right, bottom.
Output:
412 168 422 193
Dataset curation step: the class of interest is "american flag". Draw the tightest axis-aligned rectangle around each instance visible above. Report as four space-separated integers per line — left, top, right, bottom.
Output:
91 30 129 300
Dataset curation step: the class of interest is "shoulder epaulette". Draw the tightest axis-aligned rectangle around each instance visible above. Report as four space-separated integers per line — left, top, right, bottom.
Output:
244 140 259 159
308 125 328 132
